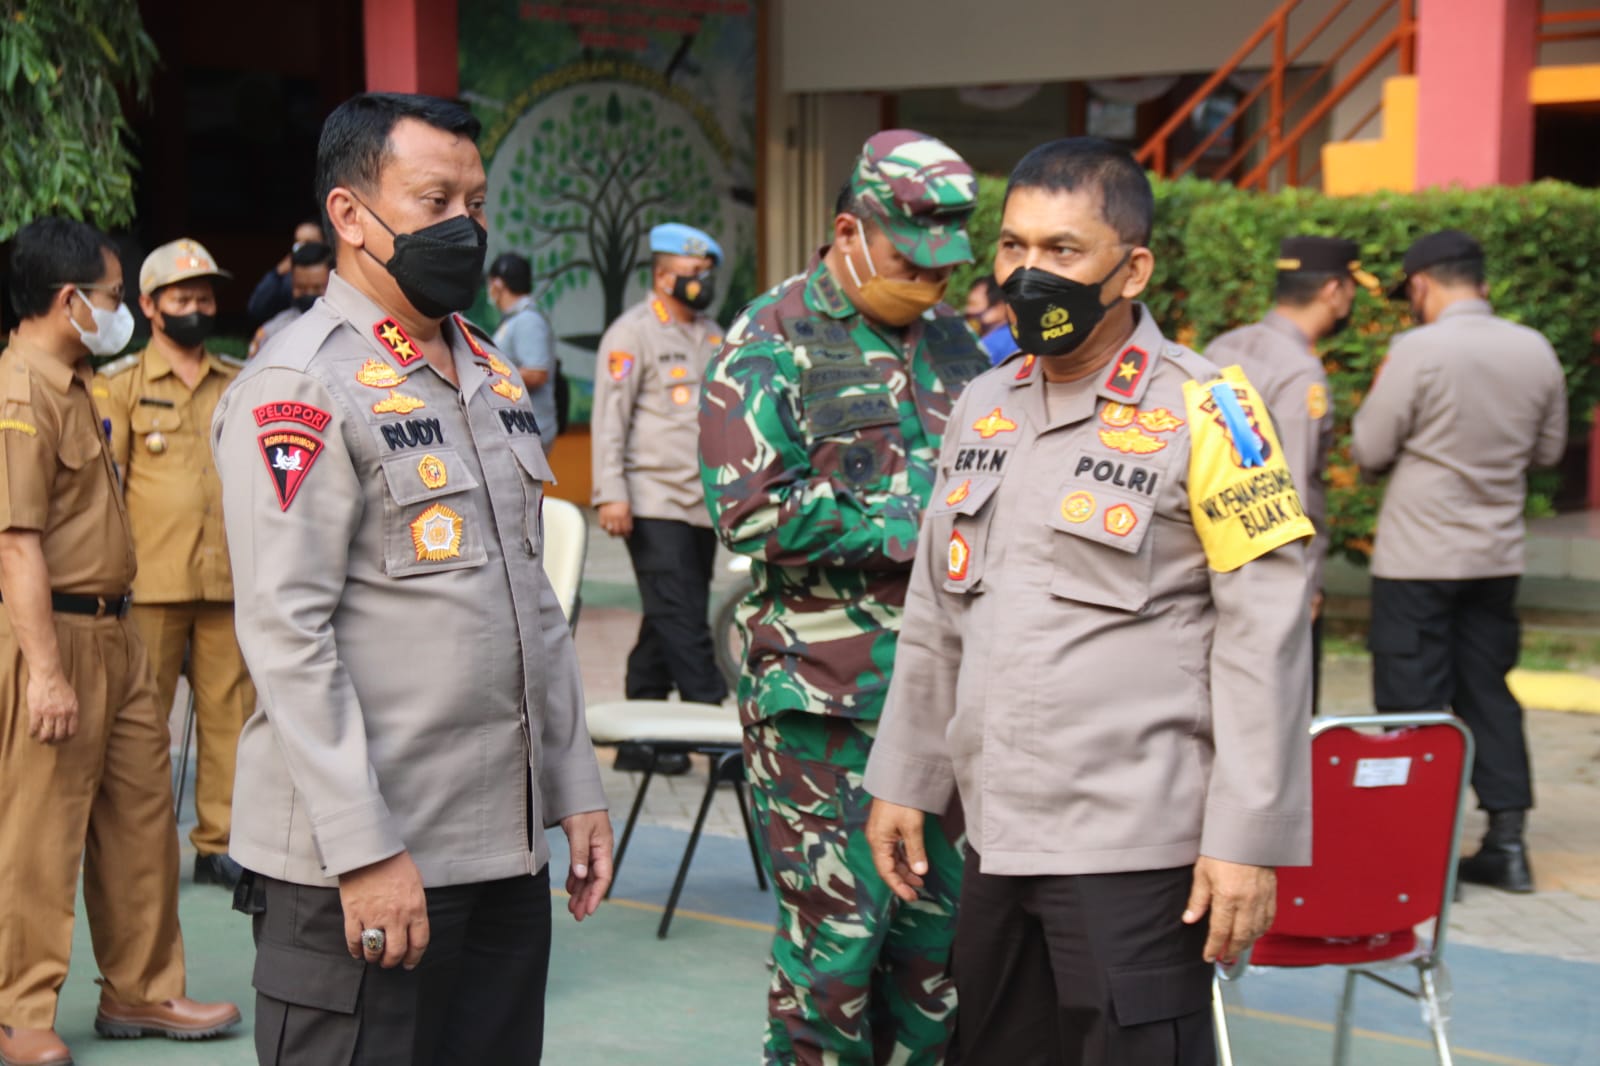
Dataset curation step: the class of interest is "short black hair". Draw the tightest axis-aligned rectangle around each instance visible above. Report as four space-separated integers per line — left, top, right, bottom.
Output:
8 217 118 320
291 241 334 269
1274 271 1342 307
315 93 482 233
1005 137 1154 247
1420 257 1485 288
488 252 532 295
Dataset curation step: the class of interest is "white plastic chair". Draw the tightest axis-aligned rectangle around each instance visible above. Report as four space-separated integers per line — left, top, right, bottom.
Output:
540 497 587 631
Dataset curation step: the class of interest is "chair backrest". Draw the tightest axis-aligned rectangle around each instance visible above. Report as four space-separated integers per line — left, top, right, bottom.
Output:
540 497 588 630
1270 713 1473 952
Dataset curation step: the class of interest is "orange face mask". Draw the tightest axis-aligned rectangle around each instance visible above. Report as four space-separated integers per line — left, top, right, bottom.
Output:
844 216 947 327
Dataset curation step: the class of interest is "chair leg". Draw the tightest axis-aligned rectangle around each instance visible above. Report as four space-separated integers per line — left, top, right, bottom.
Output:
1332 969 1360 1066
606 764 655 900
1419 964 1454 1066
657 753 723 939
1212 975 1234 1066
735 781 767 891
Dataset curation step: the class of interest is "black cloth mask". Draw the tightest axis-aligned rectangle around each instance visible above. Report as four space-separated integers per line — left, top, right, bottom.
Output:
1001 252 1131 357
671 271 716 312
358 200 488 320
160 312 215 349
292 294 320 314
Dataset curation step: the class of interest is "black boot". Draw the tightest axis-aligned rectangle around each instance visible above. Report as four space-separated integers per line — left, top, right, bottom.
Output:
1458 809 1534 893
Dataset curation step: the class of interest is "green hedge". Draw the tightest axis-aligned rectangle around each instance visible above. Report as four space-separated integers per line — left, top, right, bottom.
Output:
953 175 1600 564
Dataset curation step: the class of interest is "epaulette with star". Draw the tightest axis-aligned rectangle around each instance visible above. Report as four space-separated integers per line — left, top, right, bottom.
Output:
97 354 140 378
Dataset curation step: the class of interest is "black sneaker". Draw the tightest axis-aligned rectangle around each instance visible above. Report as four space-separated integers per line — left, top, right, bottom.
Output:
194 853 244 889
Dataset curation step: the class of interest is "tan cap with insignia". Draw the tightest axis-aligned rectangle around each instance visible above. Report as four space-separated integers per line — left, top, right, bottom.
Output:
139 238 233 296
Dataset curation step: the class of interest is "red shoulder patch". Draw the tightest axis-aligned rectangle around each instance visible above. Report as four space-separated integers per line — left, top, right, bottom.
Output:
257 430 325 511
374 318 423 366
1103 345 1149 399
253 402 332 433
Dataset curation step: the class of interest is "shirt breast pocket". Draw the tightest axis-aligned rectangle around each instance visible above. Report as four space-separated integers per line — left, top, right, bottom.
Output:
507 437 555 553
804 385 905 492
378 447 490 578
1045 489 1156 613
929 475 1001 594
130 403 181 453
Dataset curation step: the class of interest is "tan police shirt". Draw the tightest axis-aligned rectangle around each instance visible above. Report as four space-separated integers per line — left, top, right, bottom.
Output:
212 272 607 889
94 346 242 603
1353 299 1567 580
590 296 722 526
864 307 1314 876
0 339 137 596
1205 311 1333 593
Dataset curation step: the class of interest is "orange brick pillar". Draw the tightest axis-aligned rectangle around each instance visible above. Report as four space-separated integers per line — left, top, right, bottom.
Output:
363 0 459 97
1414 0 1537 188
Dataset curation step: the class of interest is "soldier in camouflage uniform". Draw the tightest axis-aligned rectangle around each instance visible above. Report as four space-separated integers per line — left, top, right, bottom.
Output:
698 131 987 1065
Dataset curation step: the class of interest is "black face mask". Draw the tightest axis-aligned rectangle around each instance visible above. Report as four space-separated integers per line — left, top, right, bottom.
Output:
292 294 320 314
671 271 715 311
358 200 488 320
1001 252 1130 357
161 312 215 349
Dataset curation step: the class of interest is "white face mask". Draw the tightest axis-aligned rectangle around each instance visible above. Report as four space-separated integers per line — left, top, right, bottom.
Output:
71 290 135 356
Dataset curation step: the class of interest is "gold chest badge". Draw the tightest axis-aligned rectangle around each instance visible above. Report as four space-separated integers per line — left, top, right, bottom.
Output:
145 431 168 454
417 453 448 490
410 503 464 561
490 378 524 402
372 391 427 416
356 359 408 390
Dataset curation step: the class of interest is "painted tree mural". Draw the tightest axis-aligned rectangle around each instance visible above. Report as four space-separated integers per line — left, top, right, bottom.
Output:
494 89 721 339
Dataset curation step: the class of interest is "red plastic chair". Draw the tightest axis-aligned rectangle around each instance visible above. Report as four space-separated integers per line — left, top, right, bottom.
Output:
1213 712 1474 1066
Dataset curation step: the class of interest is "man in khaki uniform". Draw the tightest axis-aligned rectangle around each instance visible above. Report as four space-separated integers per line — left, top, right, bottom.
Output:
0 218 239 1066
95 238 256 889
213 91 611 1065
592 222 728 769
1355 230 1567 894
1206 236 1379 710
864 139 1314 1066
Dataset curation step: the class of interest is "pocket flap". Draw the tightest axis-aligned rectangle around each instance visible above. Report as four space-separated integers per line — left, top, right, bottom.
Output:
252 942 365 1014
751 747 841 819
510 438 557 484
929 475 1001 517
380 447 479 505
1107 960 1213 1027
1046 491 1154 555
130 403 181 435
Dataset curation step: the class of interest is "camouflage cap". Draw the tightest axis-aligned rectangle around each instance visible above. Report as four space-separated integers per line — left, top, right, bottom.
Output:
139 238 232 296
849 129 976 269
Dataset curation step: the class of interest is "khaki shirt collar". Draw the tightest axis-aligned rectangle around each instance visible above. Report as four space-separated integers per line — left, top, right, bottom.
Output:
1008 304 1166 431
1438 297 1493 322
1262 309 1313 349
322 271 432 379
137 343 224 387
9 336 87 395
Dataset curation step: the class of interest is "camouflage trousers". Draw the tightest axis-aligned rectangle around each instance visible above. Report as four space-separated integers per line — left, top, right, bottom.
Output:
746 712 963 1066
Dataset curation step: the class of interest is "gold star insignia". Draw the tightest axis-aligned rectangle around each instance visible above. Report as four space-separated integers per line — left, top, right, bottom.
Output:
1116 359 1139 382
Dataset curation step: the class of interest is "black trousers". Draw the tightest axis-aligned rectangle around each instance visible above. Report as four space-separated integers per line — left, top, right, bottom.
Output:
624 517 727 704
249 869 552 1066
952 852 1214 1066
1369 576 1532 812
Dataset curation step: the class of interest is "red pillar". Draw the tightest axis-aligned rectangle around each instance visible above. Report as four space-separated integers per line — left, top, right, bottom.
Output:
363 0 460 98
1414 0 1537 188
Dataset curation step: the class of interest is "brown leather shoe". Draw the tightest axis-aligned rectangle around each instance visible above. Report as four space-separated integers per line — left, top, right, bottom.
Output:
93 995 240 1041
0 1025 72 1066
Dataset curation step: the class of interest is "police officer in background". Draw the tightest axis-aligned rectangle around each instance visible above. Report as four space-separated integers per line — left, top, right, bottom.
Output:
1206 236 1379 710
249 241 333 358
1354 230 1567 894
213 92 611 1064
592 222 728 772
486 252 560 454
865 138 1313 1066
700 130 987 1065
0 218 239 1066
95 238 257 890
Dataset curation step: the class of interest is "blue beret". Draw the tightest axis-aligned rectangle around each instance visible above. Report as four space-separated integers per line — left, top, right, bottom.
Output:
650 223 722 265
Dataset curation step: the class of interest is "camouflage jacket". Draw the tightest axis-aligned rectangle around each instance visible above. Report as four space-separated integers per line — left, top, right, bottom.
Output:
698 252 986 727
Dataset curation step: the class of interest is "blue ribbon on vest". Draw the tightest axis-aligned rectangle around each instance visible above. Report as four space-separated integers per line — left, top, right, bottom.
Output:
1209 382 1264 467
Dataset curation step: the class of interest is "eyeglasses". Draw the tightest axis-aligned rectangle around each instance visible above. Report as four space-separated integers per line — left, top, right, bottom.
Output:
56 283 126 303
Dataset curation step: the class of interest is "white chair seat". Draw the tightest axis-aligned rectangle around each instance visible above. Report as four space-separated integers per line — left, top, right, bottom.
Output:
586 699 744 747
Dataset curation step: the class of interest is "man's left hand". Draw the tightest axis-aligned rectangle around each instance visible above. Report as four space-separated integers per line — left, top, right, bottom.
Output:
1182 857 1276 963
560 810 614 922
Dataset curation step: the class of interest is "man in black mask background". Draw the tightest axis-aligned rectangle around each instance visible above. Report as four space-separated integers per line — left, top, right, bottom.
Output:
1204 236 1378 711
94 237 258 889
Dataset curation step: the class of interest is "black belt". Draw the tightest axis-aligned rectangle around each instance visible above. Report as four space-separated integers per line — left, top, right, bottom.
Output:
0 591 132 618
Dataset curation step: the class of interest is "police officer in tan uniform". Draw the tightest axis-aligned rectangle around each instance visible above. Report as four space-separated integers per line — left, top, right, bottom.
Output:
864 139 1314 1066
95 238 256 890
0 219 239 1066
1206 236 1379 710
1355 230 1567 894
213 92 611 1065
592 222 728 769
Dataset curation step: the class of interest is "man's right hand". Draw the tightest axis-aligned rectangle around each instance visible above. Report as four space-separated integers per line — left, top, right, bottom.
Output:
339 851 429 970
27 668 79 745
866 798 928 903
597 501 633 539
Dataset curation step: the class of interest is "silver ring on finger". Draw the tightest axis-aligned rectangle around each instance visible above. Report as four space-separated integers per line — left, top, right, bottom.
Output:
361 927 386 954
